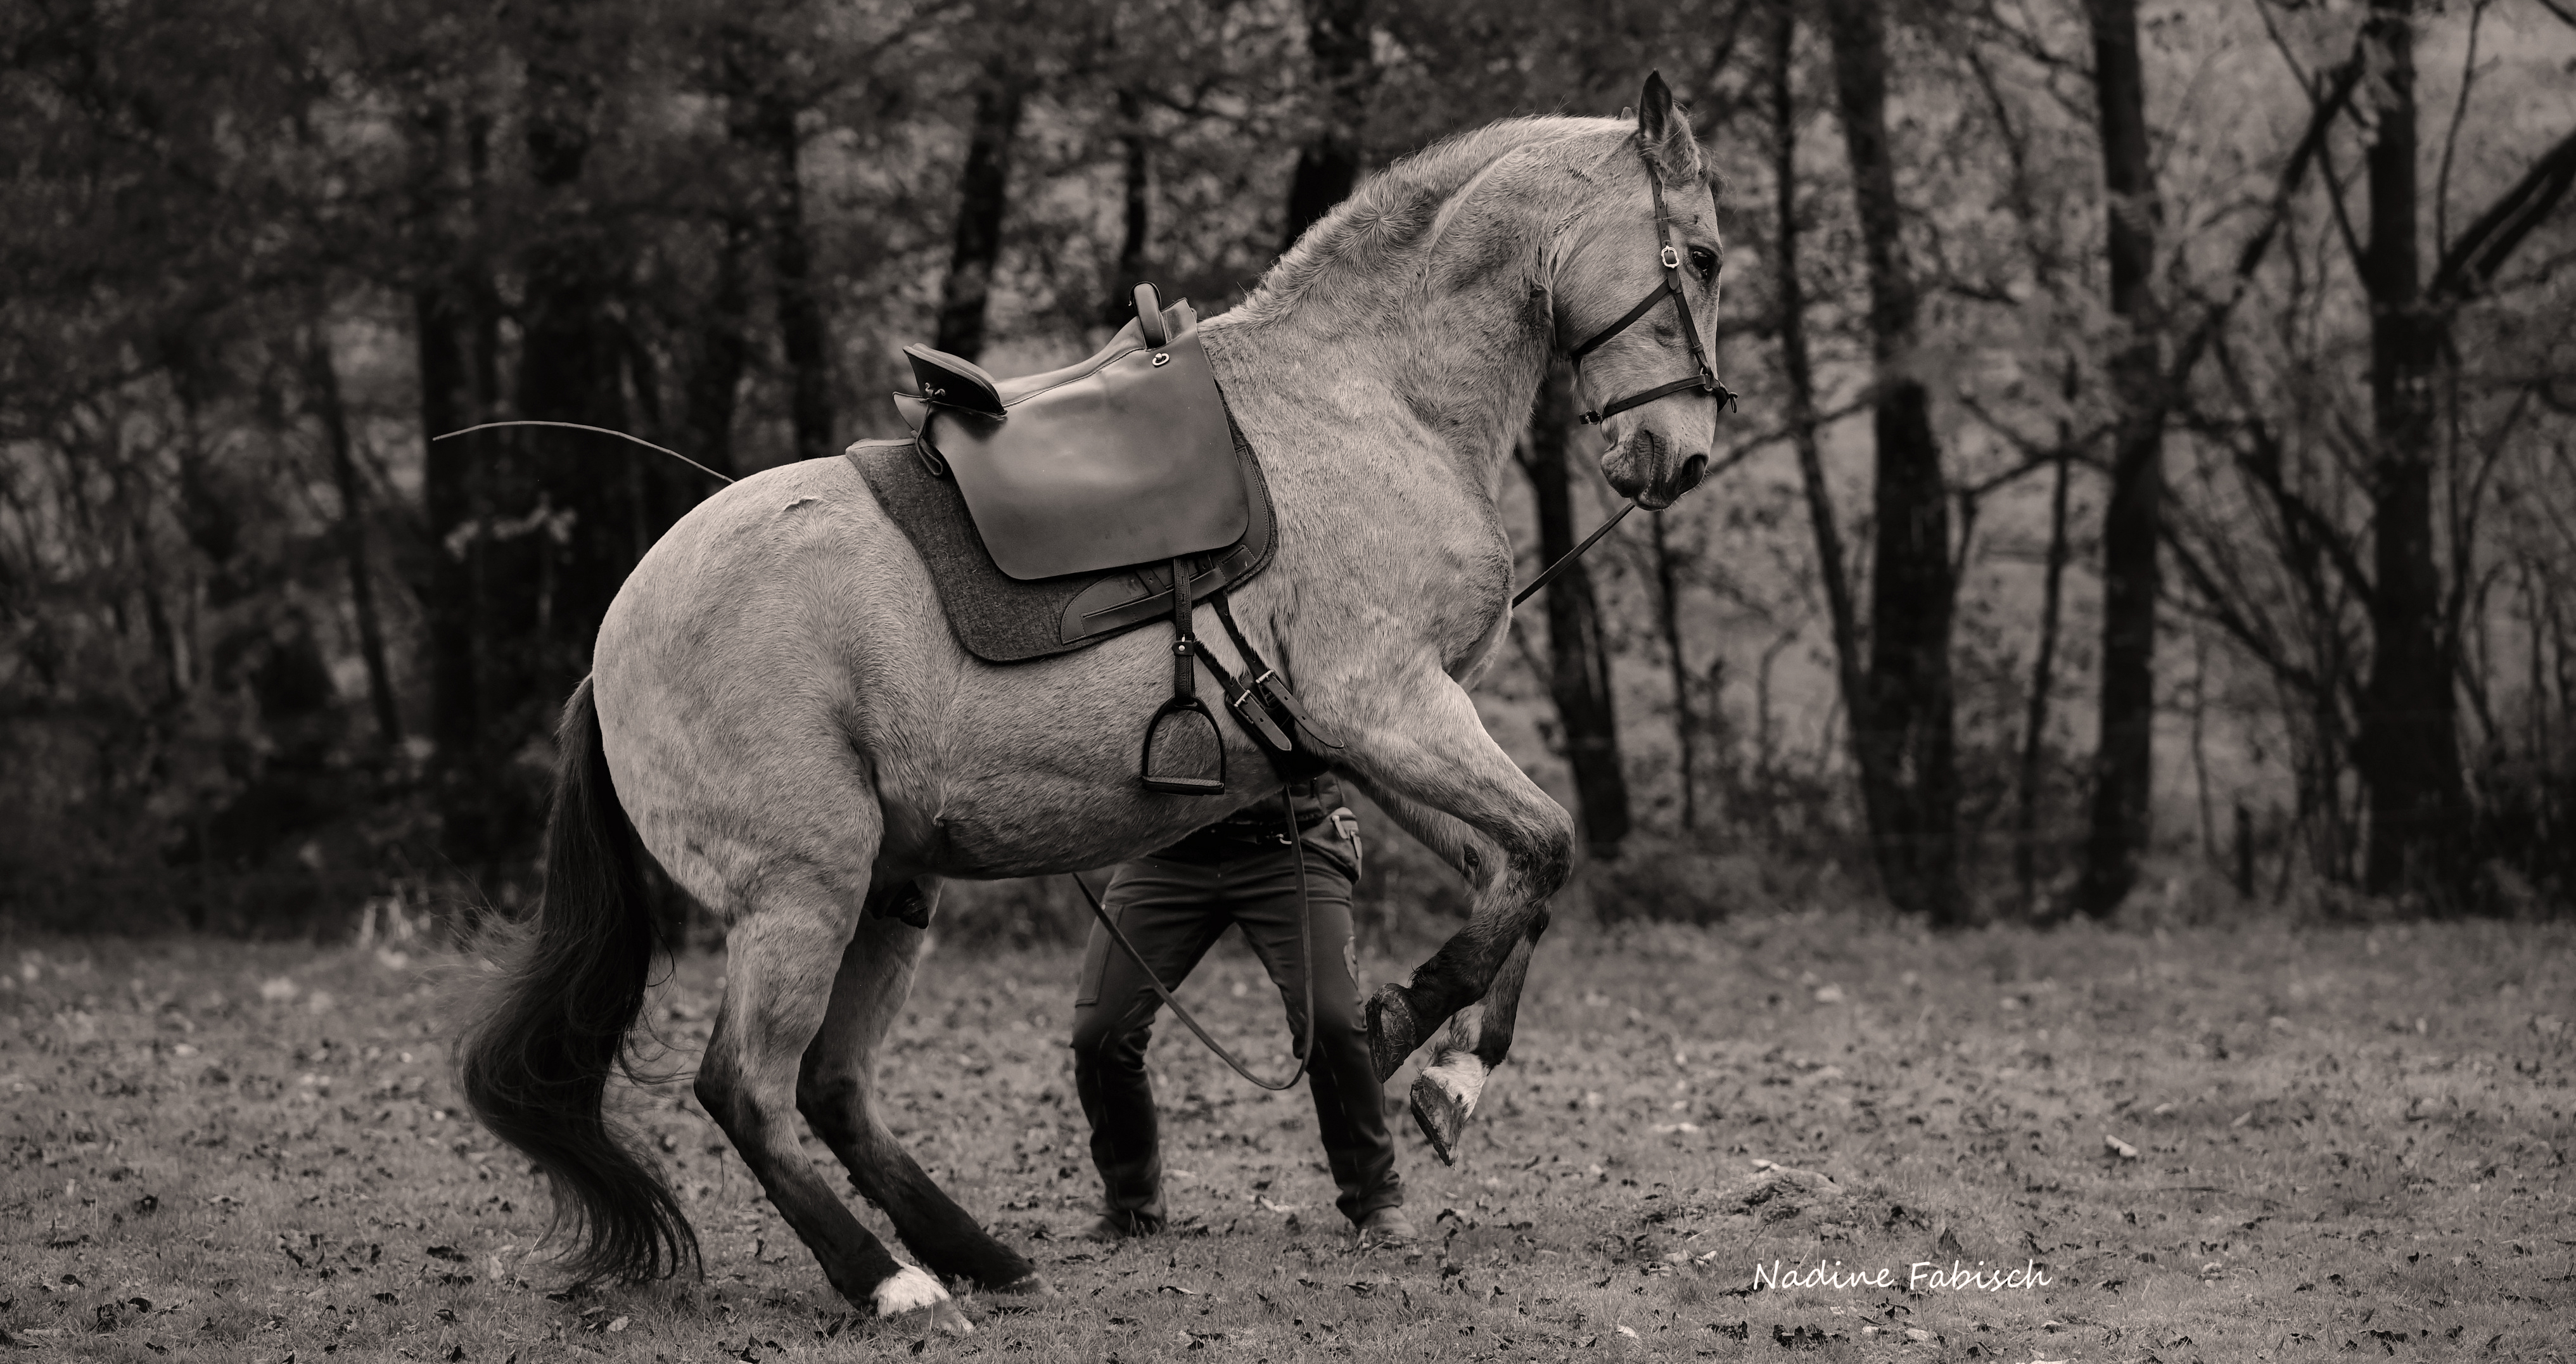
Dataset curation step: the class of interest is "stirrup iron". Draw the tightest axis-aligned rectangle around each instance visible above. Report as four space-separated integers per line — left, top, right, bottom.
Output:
1140 554 1227 795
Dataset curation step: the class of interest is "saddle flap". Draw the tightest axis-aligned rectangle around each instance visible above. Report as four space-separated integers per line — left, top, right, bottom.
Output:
901 345 1006 418
934 301 1247 581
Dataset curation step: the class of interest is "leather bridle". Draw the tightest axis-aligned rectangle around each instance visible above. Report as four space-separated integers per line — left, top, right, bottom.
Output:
1565 134 1740 427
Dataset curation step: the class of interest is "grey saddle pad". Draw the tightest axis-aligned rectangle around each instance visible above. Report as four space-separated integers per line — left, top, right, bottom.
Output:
844 411 1278 664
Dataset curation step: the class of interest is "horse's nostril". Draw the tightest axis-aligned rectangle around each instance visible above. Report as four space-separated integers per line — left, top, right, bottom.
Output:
1678 454 1709 491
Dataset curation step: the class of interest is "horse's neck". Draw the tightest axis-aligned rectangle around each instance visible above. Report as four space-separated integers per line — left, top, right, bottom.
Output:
1208 206 1556 495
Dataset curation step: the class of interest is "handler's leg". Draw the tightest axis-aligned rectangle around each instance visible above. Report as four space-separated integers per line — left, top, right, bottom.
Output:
1232 832 1403 1231
1069 857 1228 1234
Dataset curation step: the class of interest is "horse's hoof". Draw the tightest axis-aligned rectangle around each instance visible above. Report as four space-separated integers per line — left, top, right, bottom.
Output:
987 1273 1056 1306
874 1265 972 1335
1408 1050 1486 1166
1365 985 1420 1083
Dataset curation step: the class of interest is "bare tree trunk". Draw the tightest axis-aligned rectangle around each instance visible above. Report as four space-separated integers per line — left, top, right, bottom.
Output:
1519 362 1631 860
413 102 480 776
2189 630 2216 866
2356 0 2468 902
2074 0 2169 917
680 207 751 481
1106 86 1152 327
520 0 637 701
1823 0 1963 925
2014 442 2073 915
308 320 401 751
933 63 1026 361
754 91 833 464
1772 3 1896 877
1279 0 1375 255
409 97 514 886
1648 512 1699 831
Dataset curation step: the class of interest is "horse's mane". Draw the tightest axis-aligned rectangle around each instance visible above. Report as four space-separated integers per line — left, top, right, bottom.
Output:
1232 115 1617 325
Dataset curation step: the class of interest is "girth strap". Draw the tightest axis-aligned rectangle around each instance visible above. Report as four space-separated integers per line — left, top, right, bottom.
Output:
1210 594 1344 753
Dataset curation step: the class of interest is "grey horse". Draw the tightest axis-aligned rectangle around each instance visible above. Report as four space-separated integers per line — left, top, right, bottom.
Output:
459 74 1729 1334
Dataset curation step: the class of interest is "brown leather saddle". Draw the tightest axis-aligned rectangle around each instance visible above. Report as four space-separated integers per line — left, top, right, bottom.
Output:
893 288 1244 581
865 285 1338 795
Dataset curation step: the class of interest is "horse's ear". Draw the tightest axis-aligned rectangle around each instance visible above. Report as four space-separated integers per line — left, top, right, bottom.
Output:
1637 72 1673 139
1635 70 1700 183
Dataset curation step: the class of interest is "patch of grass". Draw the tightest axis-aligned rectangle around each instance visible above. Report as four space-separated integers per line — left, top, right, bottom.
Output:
3 913 2571 1361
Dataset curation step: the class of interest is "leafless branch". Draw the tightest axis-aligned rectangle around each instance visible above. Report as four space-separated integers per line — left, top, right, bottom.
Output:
2158 24 2372 406
2435 0 2492 260
2432 124 2576 302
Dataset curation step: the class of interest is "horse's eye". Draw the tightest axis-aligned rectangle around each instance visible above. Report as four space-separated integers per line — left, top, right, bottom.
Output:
1688 247 1719 281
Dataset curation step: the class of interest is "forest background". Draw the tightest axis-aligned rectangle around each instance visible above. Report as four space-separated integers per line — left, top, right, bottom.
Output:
5 0 2573 940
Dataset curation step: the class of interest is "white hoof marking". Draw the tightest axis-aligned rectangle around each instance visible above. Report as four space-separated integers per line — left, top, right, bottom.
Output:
1421 1050 1488 1119
873 1264 951 1318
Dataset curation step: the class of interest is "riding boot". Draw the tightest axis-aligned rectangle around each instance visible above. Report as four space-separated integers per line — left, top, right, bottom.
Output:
1070 857 1230 1235
1072 1031 1166 1231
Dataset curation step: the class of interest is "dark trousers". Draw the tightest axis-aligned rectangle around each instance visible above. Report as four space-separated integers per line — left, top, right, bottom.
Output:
1069 825 1400 1227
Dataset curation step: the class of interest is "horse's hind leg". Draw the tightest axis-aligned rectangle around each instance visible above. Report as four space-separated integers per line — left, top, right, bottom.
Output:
798 896 1049 1299
693 872 970 1334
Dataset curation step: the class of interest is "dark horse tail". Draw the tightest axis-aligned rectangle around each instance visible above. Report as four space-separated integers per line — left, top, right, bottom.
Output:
457 675 698 1282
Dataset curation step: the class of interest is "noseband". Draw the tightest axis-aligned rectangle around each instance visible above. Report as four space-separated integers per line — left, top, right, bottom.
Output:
1565 135 1740 427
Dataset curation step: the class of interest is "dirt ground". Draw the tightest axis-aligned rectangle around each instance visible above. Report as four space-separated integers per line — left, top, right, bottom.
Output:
3 910 2570 1360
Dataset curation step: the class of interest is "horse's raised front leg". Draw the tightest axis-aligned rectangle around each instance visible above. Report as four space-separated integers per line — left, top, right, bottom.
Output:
1406 913 1548 1163
1342 774 1541 1163
1335 673 1575 1085
797 891 1050 1301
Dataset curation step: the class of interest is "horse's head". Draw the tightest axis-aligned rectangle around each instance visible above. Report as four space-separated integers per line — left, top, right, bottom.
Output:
1554 74 1732 511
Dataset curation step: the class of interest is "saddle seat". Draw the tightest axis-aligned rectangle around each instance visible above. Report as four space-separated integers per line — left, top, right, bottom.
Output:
890 291 1244 582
